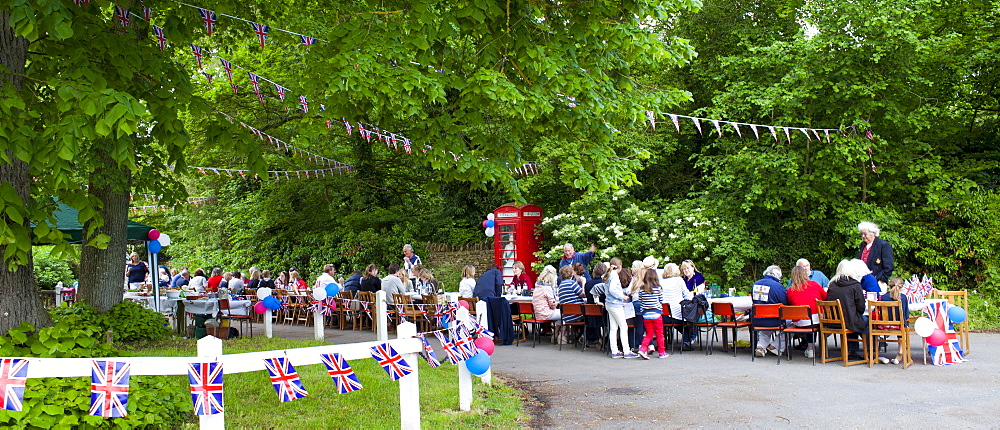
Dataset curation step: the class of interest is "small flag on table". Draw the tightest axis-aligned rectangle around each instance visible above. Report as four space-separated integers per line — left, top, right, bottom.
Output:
262 357 308 402
417 334 441 367
319 353 363 393
0 358 28 411
90 360 130 417
187 362 224 416
369 343 413 380
198 8 217 36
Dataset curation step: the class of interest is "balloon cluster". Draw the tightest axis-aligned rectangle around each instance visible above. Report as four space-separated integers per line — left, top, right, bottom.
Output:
913 306 966 347
452 301 494 376
146 229 170 253
481 213 495 237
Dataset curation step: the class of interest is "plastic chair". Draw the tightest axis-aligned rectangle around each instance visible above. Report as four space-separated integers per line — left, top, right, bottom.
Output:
817 299 868 366
712 301 751 357
661 304 684 354
778 305 818 365
582 304 606 352
558 303 586 351
218 298 252 338
517 302 547 348
932 290 970 355
750 304 782 363
867 300 912 369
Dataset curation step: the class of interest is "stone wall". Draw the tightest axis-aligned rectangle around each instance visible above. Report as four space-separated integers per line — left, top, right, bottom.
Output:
422 240 494 291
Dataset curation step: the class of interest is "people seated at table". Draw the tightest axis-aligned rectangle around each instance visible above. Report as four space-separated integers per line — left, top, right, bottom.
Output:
458 265 476 298
508 261 534 294
246 269 262 290
584 263 607 304
125 252 150 290
855 259 880 293
360 264 381 293
257 270 277 290
207 268 224 292
381 263 407 304
752 265 788 357
637 269 666 359
158 267 170 288
661 262 695 351
275 271 290 290
531 265 561 323
573 263 588 292
190 268 208 293
786 265 827 359
417 268 439 294
557 265 585 325
793 258 830 289
826 259 869 360
877 276 909 365
342 270 363 293
228 271 245 295
473 263 504 301
681 259 706 293
604 258 636 358
315 264 337 290
289 270 307 290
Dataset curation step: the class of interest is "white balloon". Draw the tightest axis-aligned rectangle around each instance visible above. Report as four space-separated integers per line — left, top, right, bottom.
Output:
914 317 936 337
486 213 495 220
256 287 272 300
158 233 171 246
456 307 470 323
312 287 327 300
485 227 495 237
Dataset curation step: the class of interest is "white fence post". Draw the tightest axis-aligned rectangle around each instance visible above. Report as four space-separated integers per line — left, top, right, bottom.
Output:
264 309 273 338
452 296 472 411
396 322 421 430
475 300 491 386
313 310 324 341
376 291 388 341
197 336 225 430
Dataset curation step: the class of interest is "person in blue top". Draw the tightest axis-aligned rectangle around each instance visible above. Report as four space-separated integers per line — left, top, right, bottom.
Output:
559 243 597 281
791 259 830 289
472 263 504 300
752 265 788 357
854 259 881 293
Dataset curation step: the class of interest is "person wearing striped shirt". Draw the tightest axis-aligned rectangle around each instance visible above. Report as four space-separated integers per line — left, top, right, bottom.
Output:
557 264 585 324
637 269 667 359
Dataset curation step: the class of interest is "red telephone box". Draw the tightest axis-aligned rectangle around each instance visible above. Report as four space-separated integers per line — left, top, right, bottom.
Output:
493 204 544 285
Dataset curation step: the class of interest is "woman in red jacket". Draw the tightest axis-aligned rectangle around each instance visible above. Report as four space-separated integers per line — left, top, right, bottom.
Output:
786 265 827 358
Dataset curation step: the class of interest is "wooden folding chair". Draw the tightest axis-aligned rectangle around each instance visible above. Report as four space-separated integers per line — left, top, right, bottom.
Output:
355 291 376 331
459 296 479 317
392 294 427 332
817 299 868 366
932 290 970 355
779 305 818 365
712 301 752 357
867 300 912 369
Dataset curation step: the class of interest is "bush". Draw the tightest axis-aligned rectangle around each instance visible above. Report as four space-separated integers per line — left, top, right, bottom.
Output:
0 317 189 428
33 246 76 290
50 301 170 343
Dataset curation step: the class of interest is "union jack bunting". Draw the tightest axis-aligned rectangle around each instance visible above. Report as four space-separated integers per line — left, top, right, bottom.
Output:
417 334 441 367
646 110 656 130
784 127 792 144
114 5 130 27
300 35 317 45
450 328 476 360
358 123 369 141
274 84 287 102
89 360 130 417
219 58 233 82
299 96 309 113
73 0 90 6
262 357 309 402
403 137 412 154
198 8 217 36
319 353 363 394
369 343 413 381
248 72 265 104
326 120 332 129
691 117 703 135
307 297 337 316
191 44 204 69
203 72 214 83
230 83 239 95
730 122 743 137
750 124 760 140
187 362 224 416
442 302 458 326
926 301 967 366
250 22 270 48
142 6 152 21
153 25 167 51
0 358 28 411
342 118 352 135
669 114 680 133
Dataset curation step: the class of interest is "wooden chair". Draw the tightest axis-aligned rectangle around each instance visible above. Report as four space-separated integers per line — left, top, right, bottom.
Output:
711 301 752 357
218 298 252 338
333 291 354 329
459 297 479 317
932 290 970 355
750 304 782 363
817 299 868 366
558 303 586 351
516 302 547 348
778 305 818 365
355 291 376 331
867 300 912 369
392 294 427 332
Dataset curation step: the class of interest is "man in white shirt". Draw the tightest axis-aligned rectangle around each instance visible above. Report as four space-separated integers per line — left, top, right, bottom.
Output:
315 264 337 290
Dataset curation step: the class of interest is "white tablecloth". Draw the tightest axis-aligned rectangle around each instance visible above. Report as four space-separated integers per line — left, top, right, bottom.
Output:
501 294 533 303
708 296 753 312
123 293 156 309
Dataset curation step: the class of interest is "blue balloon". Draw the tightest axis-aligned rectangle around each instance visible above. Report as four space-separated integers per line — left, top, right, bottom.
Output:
263 296 281 310
948 306 967 324
325 282 341 297
148 239 162 254
485 219 495 228
465 348 491 376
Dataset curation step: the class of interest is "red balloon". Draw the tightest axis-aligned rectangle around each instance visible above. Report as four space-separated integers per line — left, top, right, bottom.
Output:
474 336 495 355
927 328 947 347
147 229 160 240
254 301 267 315
459 300 470 310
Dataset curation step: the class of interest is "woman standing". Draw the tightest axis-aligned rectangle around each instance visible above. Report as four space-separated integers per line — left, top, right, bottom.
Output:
858 221 895 285
124 252 149 290
604 258 636 358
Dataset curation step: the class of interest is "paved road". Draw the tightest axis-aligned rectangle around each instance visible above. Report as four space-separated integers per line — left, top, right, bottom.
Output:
269 324 997 428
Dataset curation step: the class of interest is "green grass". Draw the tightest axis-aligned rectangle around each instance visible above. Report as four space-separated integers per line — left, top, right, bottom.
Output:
121 337 527 428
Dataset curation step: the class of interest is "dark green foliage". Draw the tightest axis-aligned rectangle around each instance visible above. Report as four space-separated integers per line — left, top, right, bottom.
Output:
50 301 170 343
31 246 76 290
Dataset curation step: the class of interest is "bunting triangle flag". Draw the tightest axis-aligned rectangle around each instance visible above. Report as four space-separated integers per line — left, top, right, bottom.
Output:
824 129 832 144
142 6 152 21
417 334 441 367
767 126 777 142
114 5 130 27
198 8 217 36
729 122 742 138
813 129 823 141
783 127 792 144
800 128 812 141
369 343 413 381
0 359 28 412
646 111 655 130
262 357 308 402
300 35 317 46
250 22 270 48
153 25 167 51
711 119 722 136
691 117 703 135
669 114 680 133
749 124 759 141
274 84 286 102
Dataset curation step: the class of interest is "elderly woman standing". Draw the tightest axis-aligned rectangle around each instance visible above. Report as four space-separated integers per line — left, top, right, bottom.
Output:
857 221 894 285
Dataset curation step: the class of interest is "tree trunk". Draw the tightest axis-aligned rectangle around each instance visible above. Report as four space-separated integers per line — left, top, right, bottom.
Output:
0 12 51 334
78 148 132 313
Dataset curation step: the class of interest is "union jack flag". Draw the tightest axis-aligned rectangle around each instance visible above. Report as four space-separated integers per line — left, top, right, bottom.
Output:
319 353 363 394
89 360 130 417
308 297 337 316
203 72 214 84
926 301 967 366
369 343 413 380
417 334 441 367
142 6 152 21
299 96 309 113
0 358 28 411
248 72 265 104
342 118 352 135
153 25 167 51
187 362 224 416
403 137 411 154
250 22 270 48
191 44 204 69
358 123 368 141
262 357 309 402
114 5 130 27
433 331 460 364
320 104 326 111
442 302 458 326
274 84 287 102
198 8 217 36
451 328 477 360
230 83 239 95
300 35 317 45
219 58 233 82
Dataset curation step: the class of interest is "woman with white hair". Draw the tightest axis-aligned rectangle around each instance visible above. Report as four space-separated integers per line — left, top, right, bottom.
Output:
751 265 788 357
826 259 869 360
857 221 894 284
